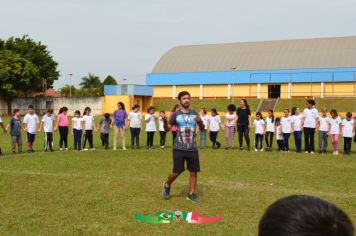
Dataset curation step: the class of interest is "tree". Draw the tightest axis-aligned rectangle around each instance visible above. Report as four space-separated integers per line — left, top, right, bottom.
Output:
103 75 117 85
0 50 38 113
59 85 77 97
80 73 102 90
2 35 60 93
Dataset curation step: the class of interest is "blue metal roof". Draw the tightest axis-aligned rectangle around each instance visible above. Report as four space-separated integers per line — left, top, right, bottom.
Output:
104 85 153 96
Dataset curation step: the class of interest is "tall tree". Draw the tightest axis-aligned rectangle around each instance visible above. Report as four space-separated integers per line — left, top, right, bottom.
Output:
80 73 102 90
103 75 117 85
0 50 38 113
2 35 60 93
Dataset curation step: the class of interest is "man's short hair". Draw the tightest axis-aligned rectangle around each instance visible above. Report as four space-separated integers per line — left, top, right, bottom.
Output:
178 91 190 101
28 105 34 109
307 99 316 106
258 195 354 236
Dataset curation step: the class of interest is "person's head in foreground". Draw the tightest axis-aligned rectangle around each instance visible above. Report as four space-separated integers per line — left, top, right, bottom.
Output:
306 99 316 109
258 195 354 236
346 112 352 121
178 91 190 109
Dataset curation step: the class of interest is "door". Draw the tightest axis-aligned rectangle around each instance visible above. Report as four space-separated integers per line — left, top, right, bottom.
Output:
268 85 281 98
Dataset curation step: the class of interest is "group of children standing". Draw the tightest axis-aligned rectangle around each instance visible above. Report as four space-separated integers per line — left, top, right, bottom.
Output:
0 99 355 155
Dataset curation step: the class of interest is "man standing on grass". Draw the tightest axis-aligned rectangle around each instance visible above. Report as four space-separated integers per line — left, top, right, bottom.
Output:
162 91 205 203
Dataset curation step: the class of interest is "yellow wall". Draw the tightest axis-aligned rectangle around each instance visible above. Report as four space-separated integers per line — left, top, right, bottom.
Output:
280 84 289 98
324 82 356 97
291 83 321 97
260 84 269 98
102 96 132 114
203 85 227 98
231 84 256 98
176 85 200 97
153 86 172 98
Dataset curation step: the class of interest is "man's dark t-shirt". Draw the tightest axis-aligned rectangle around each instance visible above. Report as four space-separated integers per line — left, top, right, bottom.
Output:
237 108 251 125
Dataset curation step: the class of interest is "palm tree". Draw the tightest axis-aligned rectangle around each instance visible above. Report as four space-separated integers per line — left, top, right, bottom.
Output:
80 73 102 90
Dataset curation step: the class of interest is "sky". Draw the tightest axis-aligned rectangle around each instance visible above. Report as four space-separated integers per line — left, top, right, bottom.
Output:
1 0 356 89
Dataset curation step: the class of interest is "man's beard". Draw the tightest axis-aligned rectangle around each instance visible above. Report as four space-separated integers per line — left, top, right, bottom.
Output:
181 102 190 109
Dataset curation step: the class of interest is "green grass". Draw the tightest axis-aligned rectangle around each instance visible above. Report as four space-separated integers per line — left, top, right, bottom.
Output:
275 98 356 112
153 98 261 112
0 117 356 235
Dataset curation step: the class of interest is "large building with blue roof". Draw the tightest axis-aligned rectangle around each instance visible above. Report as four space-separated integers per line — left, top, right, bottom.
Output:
146 36 356 99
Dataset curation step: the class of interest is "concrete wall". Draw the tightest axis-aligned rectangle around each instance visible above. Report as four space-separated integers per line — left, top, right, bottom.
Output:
0 97 102 116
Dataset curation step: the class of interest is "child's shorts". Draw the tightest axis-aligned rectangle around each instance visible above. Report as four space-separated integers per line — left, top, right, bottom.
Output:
27 132 36 143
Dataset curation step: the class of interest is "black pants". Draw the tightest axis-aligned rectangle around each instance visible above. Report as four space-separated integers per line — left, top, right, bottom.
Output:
100 133 109 149
59 126 68 148
209 131 220 148
146 131 155 148
277 140 283 151
238 124 250 148
45 132 53 151
73 129 82 150
160 131 167 147
172 131 177 143
344 137 352 154
83 130 93 149
265 132 274 148
130 128 140 147
304 127 315 153
255 134 263 149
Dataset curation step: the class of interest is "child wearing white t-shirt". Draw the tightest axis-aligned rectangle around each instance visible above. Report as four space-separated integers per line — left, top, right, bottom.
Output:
328 109 342 155
23 105 40 154
342 112 355 155
224 104 237 149
291 107 303 153
281 109 293 152
158 110 167 149
318 108 329 154
209 108 222 149
128 104 142 149
251 112 265 151
145 106 158 149
265 110 275 151
39 108 55 152
72 110 84 151
82 107 97 150
303 99 319 153
199 108 209 149
275 118 283 151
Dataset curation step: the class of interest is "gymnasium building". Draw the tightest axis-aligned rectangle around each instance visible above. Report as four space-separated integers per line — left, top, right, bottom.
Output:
146 36 356 99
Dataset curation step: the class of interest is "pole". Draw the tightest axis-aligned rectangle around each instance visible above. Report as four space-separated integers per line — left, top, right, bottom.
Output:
69 73 73 97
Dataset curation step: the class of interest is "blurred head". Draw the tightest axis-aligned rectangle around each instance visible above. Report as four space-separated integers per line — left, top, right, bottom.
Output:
178 91 191 109
201 107 207 115
13 109 20 117
330 109 338 118
307 99 316 109
74 110 81 117
291 107 300 116
117 102 125 111
28 105 34 114
284 109 290 117
104 113 110 119
147 106 154 114
275 117 281 125
268 110 274 117
211 108 217 116
258 195 354 236
322 108 328 116
132 104 140 112
227 104 237 113
240 99 249 109
47 108 53 115
160 110 165 116
346 112 352 120
83 107 91 116
256 111 263 120
171 104 180 112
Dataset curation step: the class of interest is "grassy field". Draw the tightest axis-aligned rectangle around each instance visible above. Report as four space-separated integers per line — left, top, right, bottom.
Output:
0 117 356 235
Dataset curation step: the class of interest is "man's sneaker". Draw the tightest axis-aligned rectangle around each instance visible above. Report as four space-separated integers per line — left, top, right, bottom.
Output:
186 193 200 203
60 148 63 151
254 148 258 152
162 183 170 200
65 148 68 151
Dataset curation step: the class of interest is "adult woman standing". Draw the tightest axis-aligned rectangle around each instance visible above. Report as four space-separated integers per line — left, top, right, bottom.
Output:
113 102 127 150
55 106 69 151
303 99 319 154
236 99 251 151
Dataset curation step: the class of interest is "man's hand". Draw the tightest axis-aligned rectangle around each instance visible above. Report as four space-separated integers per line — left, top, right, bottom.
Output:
194 115 201 123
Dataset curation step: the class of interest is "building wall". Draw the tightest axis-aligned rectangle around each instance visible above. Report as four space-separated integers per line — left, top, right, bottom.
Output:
102 96 132 114
176 85 200 97
324 82 356 97
153 86 172 98
203 85 227 98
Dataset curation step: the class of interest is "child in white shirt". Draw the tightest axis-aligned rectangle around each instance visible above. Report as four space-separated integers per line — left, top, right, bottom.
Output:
328 109 342 155
275 118 283 151
159 110 167 149
39 108 55 152
265 110 275 151
128 104 142 149
318 108 329 154
291 107 303 153
72 110 84 151
23 105 40 154
82 107 97 150
281 109 293 152
251 112 265 151
199 108 209 149
224 104 237 150
145 106 158 149
209 108 222 149
342 112 355 155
